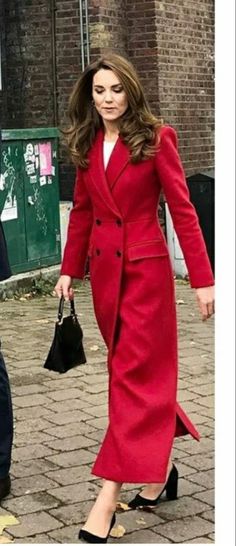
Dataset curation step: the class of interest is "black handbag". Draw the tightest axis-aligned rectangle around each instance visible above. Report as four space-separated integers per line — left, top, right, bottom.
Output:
44 297 86 373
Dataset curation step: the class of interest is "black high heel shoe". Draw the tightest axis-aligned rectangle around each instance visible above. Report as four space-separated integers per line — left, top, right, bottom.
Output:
128 464 178 509
78 513 116 543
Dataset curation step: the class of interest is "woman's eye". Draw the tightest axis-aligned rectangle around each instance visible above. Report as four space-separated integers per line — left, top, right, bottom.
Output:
113 88 123 93
95 89 104 94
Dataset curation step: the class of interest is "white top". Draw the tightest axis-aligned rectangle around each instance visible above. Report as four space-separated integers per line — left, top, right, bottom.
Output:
103 140 116 169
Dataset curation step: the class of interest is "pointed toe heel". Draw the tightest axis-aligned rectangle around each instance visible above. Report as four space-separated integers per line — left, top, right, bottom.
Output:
128 464 178 509
78 513 116 543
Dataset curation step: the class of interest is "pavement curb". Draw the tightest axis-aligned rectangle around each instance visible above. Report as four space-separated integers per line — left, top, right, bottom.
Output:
0 265 61 301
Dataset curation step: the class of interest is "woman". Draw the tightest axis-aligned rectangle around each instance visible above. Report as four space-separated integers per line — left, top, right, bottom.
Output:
55 53 214 543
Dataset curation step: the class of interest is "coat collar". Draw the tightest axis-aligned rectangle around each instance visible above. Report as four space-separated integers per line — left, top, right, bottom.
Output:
88 128 130 216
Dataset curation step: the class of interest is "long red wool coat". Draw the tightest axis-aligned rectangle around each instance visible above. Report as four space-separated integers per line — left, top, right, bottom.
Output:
61 126 214 483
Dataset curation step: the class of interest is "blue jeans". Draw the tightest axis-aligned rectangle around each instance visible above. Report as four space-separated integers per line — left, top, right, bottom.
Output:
0 342 13 478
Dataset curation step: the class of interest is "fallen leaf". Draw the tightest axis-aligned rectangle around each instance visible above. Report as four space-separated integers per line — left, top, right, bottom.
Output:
110 524 126 538
116 502 132 512
89 345 99 351
176 299 185 305
0 515 19 535
0 536 14 543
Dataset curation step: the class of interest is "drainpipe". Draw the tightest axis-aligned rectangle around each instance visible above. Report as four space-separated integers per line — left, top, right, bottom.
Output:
50 0 58 126
79 0 90 71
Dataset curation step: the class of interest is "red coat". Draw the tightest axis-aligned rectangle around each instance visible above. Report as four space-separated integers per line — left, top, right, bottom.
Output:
61 126 214 482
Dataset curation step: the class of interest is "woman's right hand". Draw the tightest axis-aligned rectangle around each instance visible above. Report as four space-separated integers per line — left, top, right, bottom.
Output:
54 275 74 301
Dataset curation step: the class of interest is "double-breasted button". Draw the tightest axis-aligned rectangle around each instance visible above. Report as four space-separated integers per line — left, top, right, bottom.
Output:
116 250 122 257
96 219 101 225
116 219 122 226
96 249 101 256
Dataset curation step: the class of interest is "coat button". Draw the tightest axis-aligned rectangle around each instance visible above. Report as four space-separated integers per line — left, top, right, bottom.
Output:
96 219 101 225
116 219 122 226
116 250 122 257
96 249 101 256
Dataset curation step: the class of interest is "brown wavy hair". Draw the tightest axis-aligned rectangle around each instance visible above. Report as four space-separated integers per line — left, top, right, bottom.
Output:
64 53 163 169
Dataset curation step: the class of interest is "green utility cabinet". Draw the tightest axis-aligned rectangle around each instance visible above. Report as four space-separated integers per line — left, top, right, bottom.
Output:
0 128 61 275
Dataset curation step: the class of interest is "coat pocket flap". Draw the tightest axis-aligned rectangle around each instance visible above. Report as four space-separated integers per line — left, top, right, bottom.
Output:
127 240 169 261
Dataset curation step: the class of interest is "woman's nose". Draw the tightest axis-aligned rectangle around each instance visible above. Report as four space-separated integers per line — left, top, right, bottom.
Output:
104 91 113 102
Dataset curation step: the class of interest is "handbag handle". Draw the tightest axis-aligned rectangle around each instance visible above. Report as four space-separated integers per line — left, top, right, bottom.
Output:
58 296 76 322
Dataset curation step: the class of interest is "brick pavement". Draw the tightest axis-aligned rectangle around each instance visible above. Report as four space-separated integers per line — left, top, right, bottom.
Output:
0 280 214 543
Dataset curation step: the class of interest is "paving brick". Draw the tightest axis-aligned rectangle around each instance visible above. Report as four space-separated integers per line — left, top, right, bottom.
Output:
184 538 214 543
48 482 100 504
45 449 95 468
45 464 98 485
155 496 210 521
13 418 50 434
153 515 214 542
6 511 63 538
15 406 55 421
200 509 215 522
12 444 56 462
180 454 214 472
11 459 59 478
82 404 108 418
188 470 214 490
188 384 214 396
45 422 96 439
12 534 57 543
44 435 97 452
110 529 169 543
87 416 109 430
193 489 214 507
46 388 87 402
48 524 80 543
43 410 90 426
46 399 92 413
2 492 60 515
14 431 53 447
13 394 52 407
11 475 59 497
49 500 94 525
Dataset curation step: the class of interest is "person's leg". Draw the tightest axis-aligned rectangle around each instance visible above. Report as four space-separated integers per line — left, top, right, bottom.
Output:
0 342 13 484
81 480 122 537
137 455 173 500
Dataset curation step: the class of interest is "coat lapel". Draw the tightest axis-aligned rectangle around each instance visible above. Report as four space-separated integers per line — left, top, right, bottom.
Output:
88 129 130 216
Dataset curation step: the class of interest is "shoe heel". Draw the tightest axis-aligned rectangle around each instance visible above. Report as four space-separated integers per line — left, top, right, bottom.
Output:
166 464 178 500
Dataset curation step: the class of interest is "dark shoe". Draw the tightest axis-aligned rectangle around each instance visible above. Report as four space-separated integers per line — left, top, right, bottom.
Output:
0 475 11 501
79 513 116 543
128 464 178 509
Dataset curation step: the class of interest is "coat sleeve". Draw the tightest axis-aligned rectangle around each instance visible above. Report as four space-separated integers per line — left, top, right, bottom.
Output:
154 125 214 288
60 168 93 279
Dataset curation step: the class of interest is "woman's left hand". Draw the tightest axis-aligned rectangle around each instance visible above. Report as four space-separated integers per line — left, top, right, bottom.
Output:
195 286 215 321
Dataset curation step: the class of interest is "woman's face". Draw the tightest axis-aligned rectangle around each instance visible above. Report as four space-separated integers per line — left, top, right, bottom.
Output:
92 68 128 124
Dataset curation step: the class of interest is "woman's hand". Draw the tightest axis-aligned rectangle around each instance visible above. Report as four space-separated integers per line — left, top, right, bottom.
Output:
54 275 74 301
195 286 215 321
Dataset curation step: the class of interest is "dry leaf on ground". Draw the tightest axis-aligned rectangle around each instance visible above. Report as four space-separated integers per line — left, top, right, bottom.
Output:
0 515 19 535
110 524 126 538
89 345 99 351
0 536 14 543
116 502 132 512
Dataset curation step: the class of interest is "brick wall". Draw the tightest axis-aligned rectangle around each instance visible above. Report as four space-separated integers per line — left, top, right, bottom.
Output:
1 0 214 198
155 0 214 174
